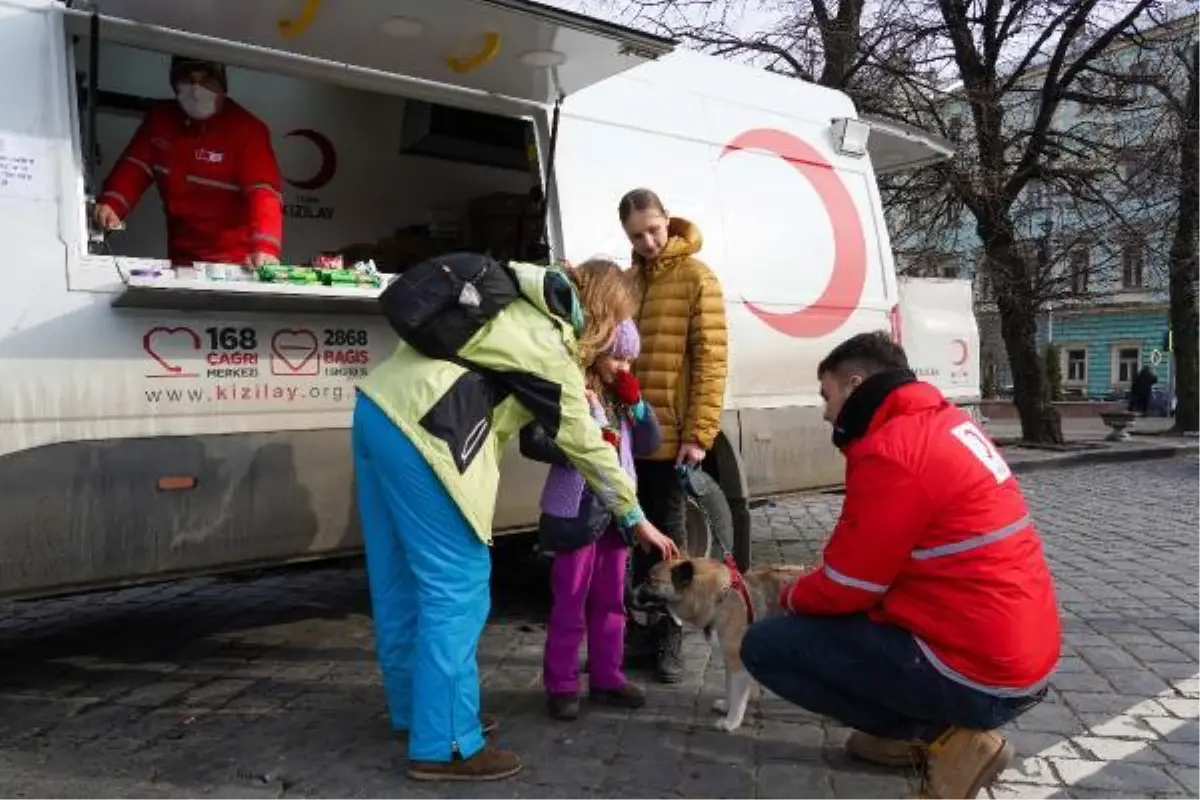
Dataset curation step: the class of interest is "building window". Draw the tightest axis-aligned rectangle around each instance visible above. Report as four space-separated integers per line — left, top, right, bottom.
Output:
1120 147 1154 192
1128 60 1150 98
1068 247 1090 295
1112 345 1141 385
907 251 961 279
1121 235 1146 289
947 115 965 139
1064 348 1087 383
1025 181 1050 209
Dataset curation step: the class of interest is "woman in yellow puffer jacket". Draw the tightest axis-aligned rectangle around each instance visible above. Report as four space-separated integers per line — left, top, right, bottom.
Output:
619 187 729 683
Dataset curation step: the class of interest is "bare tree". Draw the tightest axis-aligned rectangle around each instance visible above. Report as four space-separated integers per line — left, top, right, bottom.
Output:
887 1 1166 443
1164 28 1198 432
584 0 937 108
1116 11 1199 431
589 0 1164 443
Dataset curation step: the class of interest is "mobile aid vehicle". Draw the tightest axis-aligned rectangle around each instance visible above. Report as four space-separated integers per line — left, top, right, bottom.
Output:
0 0 972 599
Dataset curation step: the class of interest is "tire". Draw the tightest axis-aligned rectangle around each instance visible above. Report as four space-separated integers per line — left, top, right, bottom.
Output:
682 469 735 560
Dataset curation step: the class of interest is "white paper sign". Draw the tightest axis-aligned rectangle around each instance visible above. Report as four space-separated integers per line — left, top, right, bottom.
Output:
0 134 53 200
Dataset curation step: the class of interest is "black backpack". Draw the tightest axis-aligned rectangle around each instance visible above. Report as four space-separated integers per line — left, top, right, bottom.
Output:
379 252 520 361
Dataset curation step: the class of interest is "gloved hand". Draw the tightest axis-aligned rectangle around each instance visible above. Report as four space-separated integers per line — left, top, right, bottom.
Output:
611 369 641 406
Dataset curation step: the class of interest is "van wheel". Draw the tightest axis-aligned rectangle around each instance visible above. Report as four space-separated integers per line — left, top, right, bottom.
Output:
683 469 736 560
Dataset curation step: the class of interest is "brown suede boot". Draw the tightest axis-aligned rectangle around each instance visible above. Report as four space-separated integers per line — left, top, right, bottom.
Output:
845 730 929 767
407 745 522 782
920 728 1014 799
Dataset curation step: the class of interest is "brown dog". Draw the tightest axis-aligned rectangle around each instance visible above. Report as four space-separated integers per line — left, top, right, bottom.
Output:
635 557 810 731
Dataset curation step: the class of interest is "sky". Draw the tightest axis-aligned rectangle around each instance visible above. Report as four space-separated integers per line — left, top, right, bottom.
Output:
538 0 1200 87
541 0 1200 54
539 0 785 40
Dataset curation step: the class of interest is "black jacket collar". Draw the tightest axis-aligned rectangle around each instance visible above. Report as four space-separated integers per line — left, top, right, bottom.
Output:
831 369 918 449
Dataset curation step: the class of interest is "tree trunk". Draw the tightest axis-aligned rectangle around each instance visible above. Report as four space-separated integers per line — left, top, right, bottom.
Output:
1169 49 1199 433
985 239 1065 445
816 0 865 89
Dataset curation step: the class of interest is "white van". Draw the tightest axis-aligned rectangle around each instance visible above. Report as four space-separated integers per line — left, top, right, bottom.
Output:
0 0 970 600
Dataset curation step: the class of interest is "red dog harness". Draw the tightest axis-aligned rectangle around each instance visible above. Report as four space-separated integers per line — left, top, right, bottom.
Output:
723 554 754 624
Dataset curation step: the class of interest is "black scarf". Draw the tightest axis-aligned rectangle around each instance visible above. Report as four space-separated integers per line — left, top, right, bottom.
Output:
831 369 918 449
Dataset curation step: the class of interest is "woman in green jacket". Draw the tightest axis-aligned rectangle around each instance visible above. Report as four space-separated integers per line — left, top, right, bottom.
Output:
354 257 677 782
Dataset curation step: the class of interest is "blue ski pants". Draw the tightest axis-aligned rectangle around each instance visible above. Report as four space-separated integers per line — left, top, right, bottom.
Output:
352 393 491 763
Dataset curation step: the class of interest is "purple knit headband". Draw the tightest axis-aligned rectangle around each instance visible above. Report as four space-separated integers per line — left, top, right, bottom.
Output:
606 318 641 360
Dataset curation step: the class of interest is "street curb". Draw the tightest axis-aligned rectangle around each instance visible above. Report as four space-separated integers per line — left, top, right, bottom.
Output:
1008 442 1199 475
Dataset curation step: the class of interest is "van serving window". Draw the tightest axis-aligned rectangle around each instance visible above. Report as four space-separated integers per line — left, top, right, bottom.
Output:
58 0 673 313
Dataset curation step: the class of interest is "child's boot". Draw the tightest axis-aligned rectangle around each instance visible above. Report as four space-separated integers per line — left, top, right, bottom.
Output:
547 693 581 720
590 682 646 709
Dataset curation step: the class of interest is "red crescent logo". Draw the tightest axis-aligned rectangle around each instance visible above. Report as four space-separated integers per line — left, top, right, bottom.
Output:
888 304 903 345
719 129 868 338
951 338 969 366
283 128 337 191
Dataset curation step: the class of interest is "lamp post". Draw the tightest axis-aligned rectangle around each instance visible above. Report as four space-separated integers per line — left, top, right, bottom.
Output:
1040 218 1055 343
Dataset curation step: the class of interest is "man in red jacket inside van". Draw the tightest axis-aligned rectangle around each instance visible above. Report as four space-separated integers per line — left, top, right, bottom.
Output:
94 57 284 267
740 332 1060 800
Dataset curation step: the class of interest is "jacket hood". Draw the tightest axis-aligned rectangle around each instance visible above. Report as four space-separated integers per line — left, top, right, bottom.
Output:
636 217 703 276
508 260 585 339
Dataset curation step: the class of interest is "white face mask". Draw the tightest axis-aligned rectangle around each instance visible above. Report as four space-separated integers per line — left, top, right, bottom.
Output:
176 83 220 120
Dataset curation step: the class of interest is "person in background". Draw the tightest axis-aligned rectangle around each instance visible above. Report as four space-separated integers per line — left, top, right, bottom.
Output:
520 261 663 721
354 255 678 782
94 56 283 268
739 332 1061 800
1129 364 1158 415
618 187 729 684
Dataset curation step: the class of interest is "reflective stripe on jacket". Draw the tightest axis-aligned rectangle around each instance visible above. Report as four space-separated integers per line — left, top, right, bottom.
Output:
782 382 1061 695
99 99 283 265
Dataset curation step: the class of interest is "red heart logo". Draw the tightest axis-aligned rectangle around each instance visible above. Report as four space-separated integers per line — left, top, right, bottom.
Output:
143 326 200 374
271 329 319 371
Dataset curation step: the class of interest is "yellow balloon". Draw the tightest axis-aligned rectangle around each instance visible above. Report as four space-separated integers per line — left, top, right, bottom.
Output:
278 0 323 38
447 31 502 74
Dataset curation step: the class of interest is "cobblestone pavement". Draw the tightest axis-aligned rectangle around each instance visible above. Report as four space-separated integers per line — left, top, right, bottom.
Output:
1 456 1196 799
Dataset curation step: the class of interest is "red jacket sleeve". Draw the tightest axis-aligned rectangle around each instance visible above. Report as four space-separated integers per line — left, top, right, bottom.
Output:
236 122 284 258
98 116 157 220
782 451 931 615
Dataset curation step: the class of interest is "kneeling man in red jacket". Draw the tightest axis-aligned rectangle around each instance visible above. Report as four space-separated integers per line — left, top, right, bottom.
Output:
741 332 1060 800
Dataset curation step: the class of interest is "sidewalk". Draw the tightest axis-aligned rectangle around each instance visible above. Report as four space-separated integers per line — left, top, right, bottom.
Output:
982 417 1198 473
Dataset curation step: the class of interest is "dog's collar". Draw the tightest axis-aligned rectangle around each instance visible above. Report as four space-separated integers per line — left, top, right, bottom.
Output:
722 554 755 625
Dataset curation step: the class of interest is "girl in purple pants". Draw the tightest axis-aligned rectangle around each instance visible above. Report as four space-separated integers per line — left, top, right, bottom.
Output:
520 309 662 721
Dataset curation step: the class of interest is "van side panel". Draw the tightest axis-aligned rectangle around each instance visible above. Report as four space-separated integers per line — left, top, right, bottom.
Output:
553 50 899 494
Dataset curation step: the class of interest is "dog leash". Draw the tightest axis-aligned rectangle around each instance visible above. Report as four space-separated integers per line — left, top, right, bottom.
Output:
721 553 755 624
675 463 755 623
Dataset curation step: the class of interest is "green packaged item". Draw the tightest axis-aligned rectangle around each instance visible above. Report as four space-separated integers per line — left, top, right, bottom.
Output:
257 265 284 283
322 269 360 286
287 267 319 284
